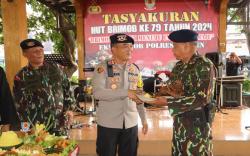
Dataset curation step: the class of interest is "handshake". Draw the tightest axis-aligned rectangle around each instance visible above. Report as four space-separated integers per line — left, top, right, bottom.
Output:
127 80 184 105
128 90 144 104
156 80 184 98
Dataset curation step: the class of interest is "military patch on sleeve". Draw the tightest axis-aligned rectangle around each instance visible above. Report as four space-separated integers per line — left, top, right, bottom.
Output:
97 66 104 73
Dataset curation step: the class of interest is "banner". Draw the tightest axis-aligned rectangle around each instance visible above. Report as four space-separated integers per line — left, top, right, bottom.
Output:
83 0 219 76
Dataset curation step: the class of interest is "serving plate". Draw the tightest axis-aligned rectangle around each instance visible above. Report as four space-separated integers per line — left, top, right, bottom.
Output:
136 95 156 102
0 142 23 150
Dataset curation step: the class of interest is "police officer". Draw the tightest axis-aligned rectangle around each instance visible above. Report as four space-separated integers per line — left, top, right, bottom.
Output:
0 67 19 131
148 29 216 156
13 39 75 135
93 33 148 156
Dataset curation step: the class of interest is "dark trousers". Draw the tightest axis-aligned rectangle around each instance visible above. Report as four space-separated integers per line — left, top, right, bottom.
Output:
96 125 138 156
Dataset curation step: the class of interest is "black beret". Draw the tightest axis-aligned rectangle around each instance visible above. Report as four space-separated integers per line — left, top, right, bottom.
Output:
110 33 134 45
168 29 198 43
20 39 44 50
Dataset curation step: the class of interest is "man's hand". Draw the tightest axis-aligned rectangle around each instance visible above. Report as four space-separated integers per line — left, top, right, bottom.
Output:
142 122 148 135
147 96 168 106
128 90 143 104
156 80 183 98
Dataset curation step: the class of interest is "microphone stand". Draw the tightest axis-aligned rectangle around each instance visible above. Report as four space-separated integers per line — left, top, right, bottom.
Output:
216 62 228 114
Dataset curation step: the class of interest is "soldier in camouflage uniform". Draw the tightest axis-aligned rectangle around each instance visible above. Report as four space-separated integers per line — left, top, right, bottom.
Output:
13 39 75 135
148 29 216 156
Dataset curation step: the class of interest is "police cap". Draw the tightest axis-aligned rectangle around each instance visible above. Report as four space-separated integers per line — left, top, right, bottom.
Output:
110 33 134 45
20 39 44 50
168 29 198 43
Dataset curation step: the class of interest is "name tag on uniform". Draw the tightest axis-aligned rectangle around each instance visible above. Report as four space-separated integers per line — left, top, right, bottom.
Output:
128 72 138 76
113 73 120 76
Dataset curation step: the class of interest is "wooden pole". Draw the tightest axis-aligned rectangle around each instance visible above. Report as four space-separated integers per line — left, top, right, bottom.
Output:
219 0 229 53
1 0 28 89
74 0 85 80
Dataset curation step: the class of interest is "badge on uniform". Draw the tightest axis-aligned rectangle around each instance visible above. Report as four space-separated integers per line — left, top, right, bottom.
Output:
117 35 127 41
129 67 135 73
97 66 104 73
129 83 137 90
27 41 35 47
111 84 117 89
111 77 116 82
21 122 30 132
129 76 135 82
115 77 120 82
113 66 119 72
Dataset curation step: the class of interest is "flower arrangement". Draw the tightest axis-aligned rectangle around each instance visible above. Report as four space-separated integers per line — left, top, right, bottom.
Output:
0 124 78 156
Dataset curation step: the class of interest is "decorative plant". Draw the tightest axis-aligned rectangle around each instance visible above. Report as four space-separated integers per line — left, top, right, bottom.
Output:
243 79 250 92
70 75 78 84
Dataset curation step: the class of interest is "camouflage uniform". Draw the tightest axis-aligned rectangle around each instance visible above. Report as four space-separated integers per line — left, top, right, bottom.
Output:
167 54 216 156
13 62 75 134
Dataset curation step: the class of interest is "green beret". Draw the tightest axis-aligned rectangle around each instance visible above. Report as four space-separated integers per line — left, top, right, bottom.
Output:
110 33 134 46
20 39 44 50
168 29 198 43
